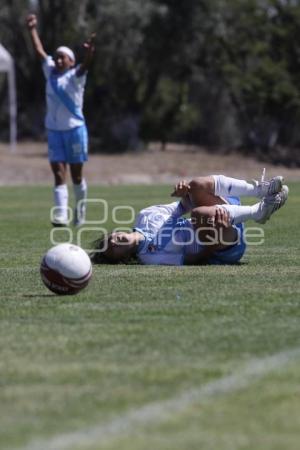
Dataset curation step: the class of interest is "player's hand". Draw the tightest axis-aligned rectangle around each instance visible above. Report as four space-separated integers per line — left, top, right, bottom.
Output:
214 207 231 228
27 14 37 30
171 180 190 197
83 33 96 53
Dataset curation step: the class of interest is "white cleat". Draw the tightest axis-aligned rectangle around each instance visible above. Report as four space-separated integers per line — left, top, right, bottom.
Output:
51 216 68 227
256 185 289 224
253 174 284 198
73 207 86 227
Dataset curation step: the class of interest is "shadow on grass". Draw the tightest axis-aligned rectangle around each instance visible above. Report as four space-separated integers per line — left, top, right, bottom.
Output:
22 294 57 298
199 261 248 266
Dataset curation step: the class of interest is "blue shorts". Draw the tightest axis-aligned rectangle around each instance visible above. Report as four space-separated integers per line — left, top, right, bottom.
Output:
47 125 88 163
208 196 247 265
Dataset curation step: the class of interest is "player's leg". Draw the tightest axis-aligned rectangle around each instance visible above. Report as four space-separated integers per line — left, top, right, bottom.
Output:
50 162 69 226
186 175 264 207
221 185 289 224
65 125 88 226
185 204 246 265
188 172 283 204
213 173 283 198
188 204 247 265
51 161 67 185
188 176 227 207
184 204 241 264
70 163 87 226
47 130 69 226
189 183 288 264
172 176 230 214
191 205 238 250
176 175 288 225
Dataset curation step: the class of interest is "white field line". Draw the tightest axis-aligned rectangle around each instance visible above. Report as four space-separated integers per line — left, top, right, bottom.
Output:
19 347 300 450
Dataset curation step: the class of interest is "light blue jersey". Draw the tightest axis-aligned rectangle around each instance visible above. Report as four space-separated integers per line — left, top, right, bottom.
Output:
133 198 246 266
42 56 87 131
134 202 188 265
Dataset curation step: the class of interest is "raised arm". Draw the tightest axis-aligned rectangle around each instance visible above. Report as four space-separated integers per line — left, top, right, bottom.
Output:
26 14 47 60
76 33 96 77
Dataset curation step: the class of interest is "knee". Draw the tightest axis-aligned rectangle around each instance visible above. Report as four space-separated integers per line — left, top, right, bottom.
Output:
189 176 214 194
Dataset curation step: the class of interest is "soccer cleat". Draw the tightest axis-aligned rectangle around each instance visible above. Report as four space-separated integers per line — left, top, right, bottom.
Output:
73 206 86 227
252 172 284 198
255 185 289 224
51 214 68 227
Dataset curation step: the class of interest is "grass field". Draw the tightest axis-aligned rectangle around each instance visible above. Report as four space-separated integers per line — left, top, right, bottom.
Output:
0 183 300 450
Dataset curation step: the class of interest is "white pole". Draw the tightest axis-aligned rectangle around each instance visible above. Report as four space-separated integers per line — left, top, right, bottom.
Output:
8 61 17 152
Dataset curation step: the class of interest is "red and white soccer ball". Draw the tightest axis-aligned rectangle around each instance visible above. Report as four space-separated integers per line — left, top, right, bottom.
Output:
40 243 92 295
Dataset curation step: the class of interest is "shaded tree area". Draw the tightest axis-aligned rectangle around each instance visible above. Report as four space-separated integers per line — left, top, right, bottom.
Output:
1 0 300 165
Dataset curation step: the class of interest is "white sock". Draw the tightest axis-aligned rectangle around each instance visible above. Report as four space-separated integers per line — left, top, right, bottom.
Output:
73 178 87 221
221 203 261 224
54 184 68 220
213 175 257 197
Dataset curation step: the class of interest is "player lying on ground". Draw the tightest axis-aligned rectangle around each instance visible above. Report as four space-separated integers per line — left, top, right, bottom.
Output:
91 173 289 265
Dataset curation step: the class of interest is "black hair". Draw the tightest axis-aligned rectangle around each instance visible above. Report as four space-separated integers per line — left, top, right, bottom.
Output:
90 232 139 265
90 233 115 264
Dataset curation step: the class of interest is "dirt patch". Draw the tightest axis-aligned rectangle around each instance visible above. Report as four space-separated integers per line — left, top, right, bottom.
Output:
1 142 299 186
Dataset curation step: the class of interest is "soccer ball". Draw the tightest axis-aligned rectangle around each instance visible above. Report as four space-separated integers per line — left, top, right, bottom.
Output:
40 243 92 295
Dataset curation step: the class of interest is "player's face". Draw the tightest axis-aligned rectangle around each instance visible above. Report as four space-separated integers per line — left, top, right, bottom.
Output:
104 232 137 262
110 232 136 246
54 52 74 72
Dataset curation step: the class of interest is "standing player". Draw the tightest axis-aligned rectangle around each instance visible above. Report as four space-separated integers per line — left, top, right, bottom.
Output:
91 173 288 265
26 13 95 226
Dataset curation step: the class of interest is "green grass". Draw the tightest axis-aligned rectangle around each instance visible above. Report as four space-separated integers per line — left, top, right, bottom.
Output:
0 183 299 450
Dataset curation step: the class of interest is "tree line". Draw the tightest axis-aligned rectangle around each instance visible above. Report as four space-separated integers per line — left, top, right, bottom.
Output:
1 0 300 165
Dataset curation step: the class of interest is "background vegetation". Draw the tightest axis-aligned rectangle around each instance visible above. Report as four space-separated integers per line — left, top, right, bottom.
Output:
1 0 300 165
